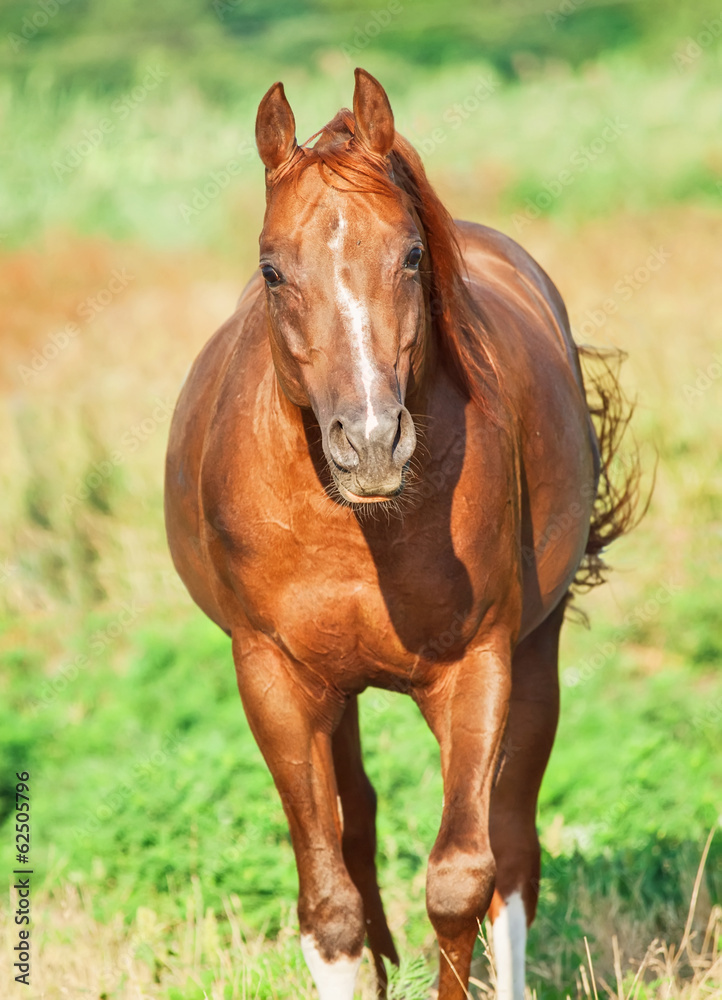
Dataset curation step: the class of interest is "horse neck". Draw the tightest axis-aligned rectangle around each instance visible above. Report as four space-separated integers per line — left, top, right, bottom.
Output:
401 242 438 422
398 198 437 415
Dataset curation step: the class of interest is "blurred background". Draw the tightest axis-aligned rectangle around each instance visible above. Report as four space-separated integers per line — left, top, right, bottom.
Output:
0 1 721 997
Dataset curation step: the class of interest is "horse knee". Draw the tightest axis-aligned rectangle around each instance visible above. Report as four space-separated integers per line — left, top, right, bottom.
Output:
426 846 496 937
299 875 365 961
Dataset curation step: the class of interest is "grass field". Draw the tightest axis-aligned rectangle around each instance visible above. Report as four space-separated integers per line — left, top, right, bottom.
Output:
1 12 721 998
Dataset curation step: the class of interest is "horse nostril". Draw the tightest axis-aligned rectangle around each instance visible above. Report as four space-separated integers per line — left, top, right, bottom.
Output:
328 418 359 471
391 412 402 456
392 408 417 466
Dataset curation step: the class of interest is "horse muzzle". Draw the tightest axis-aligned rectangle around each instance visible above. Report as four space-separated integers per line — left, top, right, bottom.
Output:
326 406 416 503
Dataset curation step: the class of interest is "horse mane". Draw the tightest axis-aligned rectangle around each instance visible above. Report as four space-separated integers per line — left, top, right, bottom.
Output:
269 109 502 418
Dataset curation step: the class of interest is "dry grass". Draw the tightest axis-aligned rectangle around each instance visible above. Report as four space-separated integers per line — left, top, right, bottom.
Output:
1 860 719 1000
1 882 305 1000
568 830 722 1000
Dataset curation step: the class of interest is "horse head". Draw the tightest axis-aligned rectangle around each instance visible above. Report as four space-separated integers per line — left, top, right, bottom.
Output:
255 69 423 504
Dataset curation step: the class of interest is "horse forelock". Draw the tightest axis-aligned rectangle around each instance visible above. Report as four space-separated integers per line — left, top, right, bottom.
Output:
266 108 503 418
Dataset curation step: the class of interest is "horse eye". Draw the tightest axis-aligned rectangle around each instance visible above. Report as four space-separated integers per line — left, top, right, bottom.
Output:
405 246 423 270
261 264 282 286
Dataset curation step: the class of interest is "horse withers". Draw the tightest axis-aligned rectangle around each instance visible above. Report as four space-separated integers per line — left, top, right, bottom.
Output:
165 69 636 1000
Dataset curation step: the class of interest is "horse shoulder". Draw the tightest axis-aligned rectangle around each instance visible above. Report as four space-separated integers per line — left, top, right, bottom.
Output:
165 280 267 630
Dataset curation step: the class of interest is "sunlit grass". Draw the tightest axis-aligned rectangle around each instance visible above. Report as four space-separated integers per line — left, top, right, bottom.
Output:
1 845 719 998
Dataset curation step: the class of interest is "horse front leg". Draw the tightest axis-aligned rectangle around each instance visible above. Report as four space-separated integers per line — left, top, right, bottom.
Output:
415 641 512 1000
232 631 365 1000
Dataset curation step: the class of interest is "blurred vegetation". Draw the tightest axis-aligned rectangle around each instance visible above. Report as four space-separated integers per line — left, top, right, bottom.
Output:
2 0 722 97
1 1 722 250
3 58 722 253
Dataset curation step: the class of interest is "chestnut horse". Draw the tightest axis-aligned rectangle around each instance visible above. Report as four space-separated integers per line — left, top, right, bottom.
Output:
165 70 635 999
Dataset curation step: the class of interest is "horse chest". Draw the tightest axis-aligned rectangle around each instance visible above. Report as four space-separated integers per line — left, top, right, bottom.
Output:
226 494 492 677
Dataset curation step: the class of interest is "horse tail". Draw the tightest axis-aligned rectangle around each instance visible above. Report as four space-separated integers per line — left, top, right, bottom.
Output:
573 345 647 592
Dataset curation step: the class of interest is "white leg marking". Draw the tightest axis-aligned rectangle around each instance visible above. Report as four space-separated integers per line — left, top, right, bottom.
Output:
301 934 361 1000
328 211 379 437
492 890 527 1000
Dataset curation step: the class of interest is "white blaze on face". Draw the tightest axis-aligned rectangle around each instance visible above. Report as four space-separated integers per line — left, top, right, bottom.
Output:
492 890 527 1000
328 210 379 437
300 934 361 1000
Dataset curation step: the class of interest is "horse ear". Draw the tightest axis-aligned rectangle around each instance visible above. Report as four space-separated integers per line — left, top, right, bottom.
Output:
256 82 297 174
353 68 395 157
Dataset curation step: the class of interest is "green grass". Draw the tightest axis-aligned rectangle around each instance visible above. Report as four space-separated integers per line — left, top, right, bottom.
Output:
1 583 720 996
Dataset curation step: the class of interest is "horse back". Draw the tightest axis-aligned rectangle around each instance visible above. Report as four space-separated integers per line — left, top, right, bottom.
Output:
456 221 598 632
